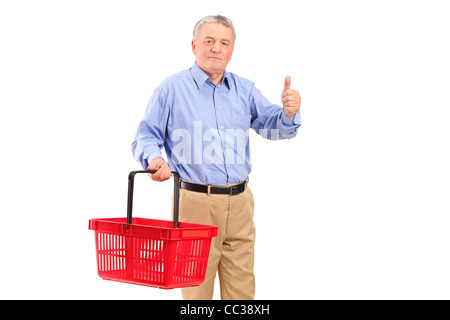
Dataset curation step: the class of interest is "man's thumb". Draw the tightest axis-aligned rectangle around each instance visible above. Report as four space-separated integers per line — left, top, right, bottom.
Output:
283 76 291 92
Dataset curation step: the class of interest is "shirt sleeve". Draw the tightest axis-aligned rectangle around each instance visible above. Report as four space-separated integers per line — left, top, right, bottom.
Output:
131 86 170 169
249 84 301 140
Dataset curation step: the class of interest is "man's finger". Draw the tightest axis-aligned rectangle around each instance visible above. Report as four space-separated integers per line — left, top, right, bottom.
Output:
283 95 297 103
283 76 291 92
164 168 172 180
151 168 162 180
153 166 171 181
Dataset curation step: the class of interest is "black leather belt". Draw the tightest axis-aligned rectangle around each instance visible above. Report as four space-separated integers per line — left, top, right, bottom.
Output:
180 179 248 196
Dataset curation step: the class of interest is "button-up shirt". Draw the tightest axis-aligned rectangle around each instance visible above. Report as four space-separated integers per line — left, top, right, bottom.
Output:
132 63 301 186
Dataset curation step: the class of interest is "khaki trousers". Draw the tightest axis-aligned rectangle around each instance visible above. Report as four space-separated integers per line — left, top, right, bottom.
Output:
174 184 256 300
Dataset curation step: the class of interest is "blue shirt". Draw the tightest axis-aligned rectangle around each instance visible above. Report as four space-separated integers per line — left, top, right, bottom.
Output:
132 63 301 186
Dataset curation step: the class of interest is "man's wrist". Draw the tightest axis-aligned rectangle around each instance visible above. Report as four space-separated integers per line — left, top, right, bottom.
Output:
281 111 295 125
281 110 301 126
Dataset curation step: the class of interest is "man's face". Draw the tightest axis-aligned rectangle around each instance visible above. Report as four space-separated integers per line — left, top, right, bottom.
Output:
192 22 234 77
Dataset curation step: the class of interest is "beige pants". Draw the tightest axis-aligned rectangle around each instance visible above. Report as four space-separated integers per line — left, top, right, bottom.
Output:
174 184 256 300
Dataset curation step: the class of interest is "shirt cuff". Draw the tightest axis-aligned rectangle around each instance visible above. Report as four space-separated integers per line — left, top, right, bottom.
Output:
281 111 301 126
145 151 164 169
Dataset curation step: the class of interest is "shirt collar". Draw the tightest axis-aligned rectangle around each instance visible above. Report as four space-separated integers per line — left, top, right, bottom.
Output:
191 62 231 91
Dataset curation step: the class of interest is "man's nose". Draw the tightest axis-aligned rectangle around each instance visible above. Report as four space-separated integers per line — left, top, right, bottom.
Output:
212 42 221 53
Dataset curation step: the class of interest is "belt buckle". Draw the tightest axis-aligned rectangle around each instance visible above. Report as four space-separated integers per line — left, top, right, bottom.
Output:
229 185 234 196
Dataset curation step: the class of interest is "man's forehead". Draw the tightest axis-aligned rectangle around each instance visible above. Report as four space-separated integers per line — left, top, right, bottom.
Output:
198 23 233 39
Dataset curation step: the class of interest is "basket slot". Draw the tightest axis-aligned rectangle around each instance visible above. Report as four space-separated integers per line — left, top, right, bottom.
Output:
172 238 210 284
133 237 165 284
97 232 126 278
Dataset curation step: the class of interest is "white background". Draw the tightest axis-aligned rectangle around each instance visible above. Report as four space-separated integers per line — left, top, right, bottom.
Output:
1 0 449 300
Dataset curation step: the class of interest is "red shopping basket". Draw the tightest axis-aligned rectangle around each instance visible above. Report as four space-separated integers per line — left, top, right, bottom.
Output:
89 170 218 289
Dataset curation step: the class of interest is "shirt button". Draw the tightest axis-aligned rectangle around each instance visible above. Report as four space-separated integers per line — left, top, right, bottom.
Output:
220 126 224 129
228 165 231 168
218 106 222 110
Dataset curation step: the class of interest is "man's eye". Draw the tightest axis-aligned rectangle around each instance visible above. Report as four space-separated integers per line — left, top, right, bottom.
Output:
222 42 229 46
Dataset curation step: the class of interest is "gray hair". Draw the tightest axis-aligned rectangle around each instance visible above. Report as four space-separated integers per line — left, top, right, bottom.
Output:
193 15 236 45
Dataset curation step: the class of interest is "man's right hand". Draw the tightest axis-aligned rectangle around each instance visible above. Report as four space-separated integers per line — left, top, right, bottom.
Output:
147 157 171 182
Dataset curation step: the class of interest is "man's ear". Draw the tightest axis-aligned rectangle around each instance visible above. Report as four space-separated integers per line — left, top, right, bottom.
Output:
191 40 196 55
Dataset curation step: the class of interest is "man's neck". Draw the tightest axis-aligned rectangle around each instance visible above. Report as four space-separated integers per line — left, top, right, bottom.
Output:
198 65 225 86
208 72 224 86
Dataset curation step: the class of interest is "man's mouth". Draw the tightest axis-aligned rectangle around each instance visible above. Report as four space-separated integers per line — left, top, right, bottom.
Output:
209 56 222 60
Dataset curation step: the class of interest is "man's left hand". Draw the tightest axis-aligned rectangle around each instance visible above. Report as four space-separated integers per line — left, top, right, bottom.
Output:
281 76 301 118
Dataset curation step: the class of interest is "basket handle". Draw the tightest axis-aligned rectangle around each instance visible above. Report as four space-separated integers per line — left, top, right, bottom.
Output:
126 170 180 229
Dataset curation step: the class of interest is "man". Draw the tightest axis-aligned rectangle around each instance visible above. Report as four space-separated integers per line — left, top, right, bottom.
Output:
132 15 301 300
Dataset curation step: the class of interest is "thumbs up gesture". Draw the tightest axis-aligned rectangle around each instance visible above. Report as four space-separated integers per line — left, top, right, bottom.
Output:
281 76 301 118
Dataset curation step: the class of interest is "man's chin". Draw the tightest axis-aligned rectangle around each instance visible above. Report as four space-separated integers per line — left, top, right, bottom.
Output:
198 61 227 74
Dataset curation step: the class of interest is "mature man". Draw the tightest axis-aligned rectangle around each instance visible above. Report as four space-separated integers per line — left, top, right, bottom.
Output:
132 15 301 300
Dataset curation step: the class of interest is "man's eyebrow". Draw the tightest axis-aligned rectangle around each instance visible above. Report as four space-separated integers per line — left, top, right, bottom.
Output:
203 35 231 42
